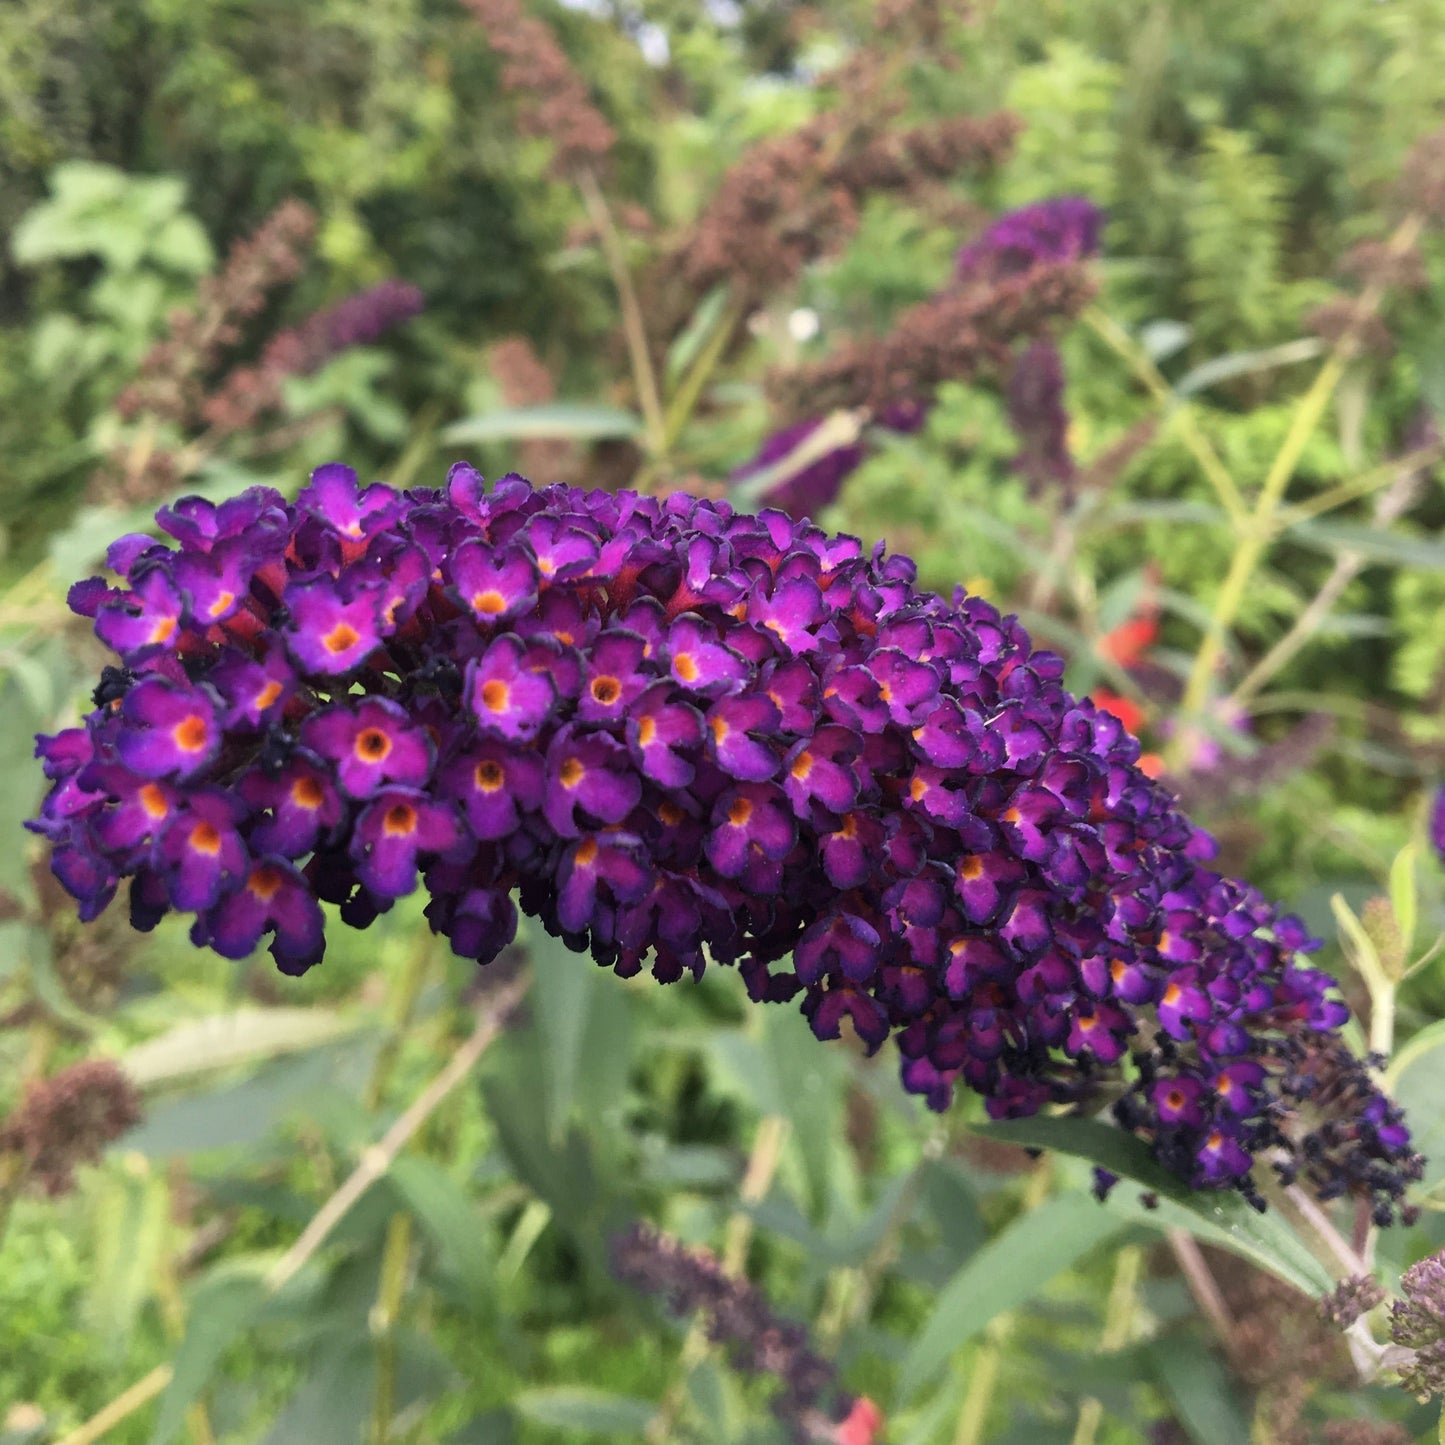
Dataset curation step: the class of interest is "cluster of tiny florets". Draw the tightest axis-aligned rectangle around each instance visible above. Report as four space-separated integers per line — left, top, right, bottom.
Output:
29 465 1421 1214
1390 1251 1445 1399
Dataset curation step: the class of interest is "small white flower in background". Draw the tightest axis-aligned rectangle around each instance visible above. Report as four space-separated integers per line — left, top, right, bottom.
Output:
788 307 821 343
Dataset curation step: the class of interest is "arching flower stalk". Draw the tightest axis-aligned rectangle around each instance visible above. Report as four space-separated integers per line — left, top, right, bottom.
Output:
29 466 1421 1219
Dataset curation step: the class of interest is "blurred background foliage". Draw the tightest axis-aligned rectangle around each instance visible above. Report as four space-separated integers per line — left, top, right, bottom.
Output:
4 0 1445 1442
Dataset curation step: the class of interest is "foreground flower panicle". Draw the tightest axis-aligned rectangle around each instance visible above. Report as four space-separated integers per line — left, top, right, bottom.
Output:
29 467 1420 1216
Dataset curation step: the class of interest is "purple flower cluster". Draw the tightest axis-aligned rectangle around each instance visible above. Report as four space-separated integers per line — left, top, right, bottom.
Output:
956 196 1104 281
1390 1250 1445 1399
30 466 1420 1214
1006 337 1076 496
1431 785 1445 864
735 402 930 519
265 280 426 378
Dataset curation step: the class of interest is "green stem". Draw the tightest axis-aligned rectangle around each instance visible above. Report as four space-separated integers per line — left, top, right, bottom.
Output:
1084 307 1247 522
575 167 667 459
661 295 745 453
1070 1244 1143 1445
1166 214 1422 768
365 935 436 1112
953 1319 1008 1445
370 1212 414 1445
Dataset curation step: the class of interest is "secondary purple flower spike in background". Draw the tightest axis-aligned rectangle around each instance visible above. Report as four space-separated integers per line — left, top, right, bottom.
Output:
29 464 1422 1219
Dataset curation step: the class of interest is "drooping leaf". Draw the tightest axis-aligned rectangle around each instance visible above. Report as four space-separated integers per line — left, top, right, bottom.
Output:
512 1388 657 1435
1147 1337 1253 1445
151 1267 269 1444
441 403 644 444
526 928 599 1141
896 1193 1128 1402
666 285 731 386
973 1117 1335 1295
388 1155 492 1298
122 1008 364 1087
1388 1020 1445 1189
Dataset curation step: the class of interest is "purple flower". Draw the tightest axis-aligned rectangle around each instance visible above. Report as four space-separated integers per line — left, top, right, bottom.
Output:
28 463 1422 1219
351 790 461 899
117 679 223 780
1432 785 1445 863
1006 337 1076 496
733 401 931 520
956 196 1104 280
201 860 325 974
301 697 433 799
466 634 557 741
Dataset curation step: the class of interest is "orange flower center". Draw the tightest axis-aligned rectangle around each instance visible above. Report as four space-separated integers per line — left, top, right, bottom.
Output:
658 802 684 826
637 716 657 746
208 591 236 618
673 652 699 683
958 856 984 881
474 760 505 792
790 751 814 781
323 622 360 654
479 679 510 713
172 715 209 752
356 728 391 762
190 821 222 854
291 776 325 809
727 797 753 827
574 838 599 867
383 804 417 836
149 616 178 645
248 866 284 901
1165 1089 1186 1110
591 676 622 705
472 589 507 616
138 783 169 820
559 757 584 789
254 680 284 711
1162 983 1182 1007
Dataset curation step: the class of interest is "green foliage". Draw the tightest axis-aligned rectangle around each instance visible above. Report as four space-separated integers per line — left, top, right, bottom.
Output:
3 2 1445 1442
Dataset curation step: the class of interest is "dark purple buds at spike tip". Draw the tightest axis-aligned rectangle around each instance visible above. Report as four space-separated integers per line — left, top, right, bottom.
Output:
29 463 1423 1218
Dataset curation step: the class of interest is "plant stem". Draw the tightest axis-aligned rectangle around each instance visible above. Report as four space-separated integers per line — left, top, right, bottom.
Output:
1167 214 1422 767
1229 449 1426 708
1071 1244 1143 1445
1084 307 1247 522
952 1318 1009 1445
364 934 436 1112
645 1114 790 1444
661 294 746 453
575 167 667 458
370 1212 414 1445
54 976 527 1445
1167 1228 1249 1374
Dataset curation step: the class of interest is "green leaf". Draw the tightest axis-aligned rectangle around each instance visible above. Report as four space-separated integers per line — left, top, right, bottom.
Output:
152 1268 269 1444
896 1194 1128 1402
122 1008 364 1087
1173 336 1322 397
1291 520 1445 572
1387 1020 1445 1188
1389 844 1419 960
442 403 643 444
526 928 598 1141
388 1156 492 1297
666 285 731 386
262 1337 374 1445
85 1158 171 1359
1147 1337 1253 1445
974 1117 1335 1296
512 1389 657 1436
122 1047 348 1158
